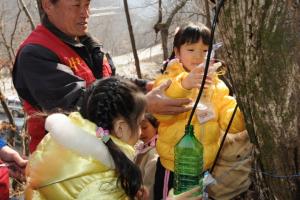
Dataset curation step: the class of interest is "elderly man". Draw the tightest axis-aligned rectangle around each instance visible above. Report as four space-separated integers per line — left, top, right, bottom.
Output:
13 0 191 153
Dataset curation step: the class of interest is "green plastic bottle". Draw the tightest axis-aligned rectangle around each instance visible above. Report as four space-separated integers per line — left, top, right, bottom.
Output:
174 125 204 195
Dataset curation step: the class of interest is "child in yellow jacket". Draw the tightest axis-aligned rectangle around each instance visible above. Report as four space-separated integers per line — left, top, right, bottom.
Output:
153 23 246 199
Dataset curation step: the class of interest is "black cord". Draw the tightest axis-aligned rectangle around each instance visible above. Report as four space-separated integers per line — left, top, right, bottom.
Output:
186 0 226 125
210 104 238 174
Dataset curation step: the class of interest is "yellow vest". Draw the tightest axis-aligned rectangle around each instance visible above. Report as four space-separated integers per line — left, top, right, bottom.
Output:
25 112 135 200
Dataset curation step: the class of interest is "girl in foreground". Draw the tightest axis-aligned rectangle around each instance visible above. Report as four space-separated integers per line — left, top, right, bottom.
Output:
25 77 147 199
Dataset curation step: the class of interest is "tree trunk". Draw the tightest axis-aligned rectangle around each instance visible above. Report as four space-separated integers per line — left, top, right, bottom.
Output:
36 0 43 23
123 0 142 79
218 1 300 199
204 0 211 28
161 26 169 60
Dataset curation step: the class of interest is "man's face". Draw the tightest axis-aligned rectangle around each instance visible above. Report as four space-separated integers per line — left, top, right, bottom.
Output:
45 0 91 38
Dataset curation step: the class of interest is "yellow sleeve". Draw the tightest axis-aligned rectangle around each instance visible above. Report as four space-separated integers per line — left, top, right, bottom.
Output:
154 71 191 98
153 72 191 122
164 72 191 98
213 79 246 133
219 99 245 133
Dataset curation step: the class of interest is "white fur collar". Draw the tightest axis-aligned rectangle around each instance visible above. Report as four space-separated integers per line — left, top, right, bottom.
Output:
45 113 115 169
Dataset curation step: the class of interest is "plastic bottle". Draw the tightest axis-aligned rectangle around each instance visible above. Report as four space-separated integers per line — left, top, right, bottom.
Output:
174 125 204 195
195 60 221 124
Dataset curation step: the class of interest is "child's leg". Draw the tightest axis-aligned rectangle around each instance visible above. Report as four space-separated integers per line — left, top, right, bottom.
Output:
154 158 174 200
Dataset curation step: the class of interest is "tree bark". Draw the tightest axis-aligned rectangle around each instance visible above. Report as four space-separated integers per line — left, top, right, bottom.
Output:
218 1 300 199
154 0 189 60
204 0 211 28
123 0 142 79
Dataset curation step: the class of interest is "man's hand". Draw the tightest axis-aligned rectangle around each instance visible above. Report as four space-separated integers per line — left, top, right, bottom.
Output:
146 80 192 115
0 145 27 181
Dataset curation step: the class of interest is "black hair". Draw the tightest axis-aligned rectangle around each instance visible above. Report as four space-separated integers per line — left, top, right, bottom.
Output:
144 113 159 129
39 0 60 22
80 77 147 199
161 22 211 73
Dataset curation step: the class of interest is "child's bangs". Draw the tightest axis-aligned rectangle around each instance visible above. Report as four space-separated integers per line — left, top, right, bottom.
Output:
181 27 202 44
180 25 211 45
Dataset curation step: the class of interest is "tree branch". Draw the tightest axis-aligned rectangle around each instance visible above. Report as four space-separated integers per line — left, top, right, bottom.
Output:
18 0 35 30
165 0 189 27
10 7 22 58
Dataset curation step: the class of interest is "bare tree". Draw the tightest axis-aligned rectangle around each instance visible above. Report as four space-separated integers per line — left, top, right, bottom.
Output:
0 4 22 67
0 8 21 143
0 0 36 66
154 0 189 60
123 0 142 78
218 1 300 199
0 22 14 65
18 0 35 30
9 9 22 58
204 0 211 28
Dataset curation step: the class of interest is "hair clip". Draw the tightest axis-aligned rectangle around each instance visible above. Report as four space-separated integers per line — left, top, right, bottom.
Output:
96 127 110 143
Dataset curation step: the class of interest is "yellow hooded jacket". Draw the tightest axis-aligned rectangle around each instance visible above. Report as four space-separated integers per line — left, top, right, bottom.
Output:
25 112 135 200
154 60 245 171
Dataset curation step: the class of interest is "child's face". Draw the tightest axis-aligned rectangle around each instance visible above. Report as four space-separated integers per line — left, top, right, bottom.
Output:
140 119 157 143
124 114 145 146
175 39 208 72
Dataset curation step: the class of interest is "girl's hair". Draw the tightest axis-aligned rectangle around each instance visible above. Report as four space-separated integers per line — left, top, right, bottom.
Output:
161 22 211 73
144 113 159 129
80 77 147 199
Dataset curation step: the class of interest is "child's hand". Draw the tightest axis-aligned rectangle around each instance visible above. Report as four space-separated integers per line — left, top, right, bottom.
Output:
182 66 213 90
135 185 149 200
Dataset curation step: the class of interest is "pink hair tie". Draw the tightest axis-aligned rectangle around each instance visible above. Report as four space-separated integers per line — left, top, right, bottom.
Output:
96 127 110 143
